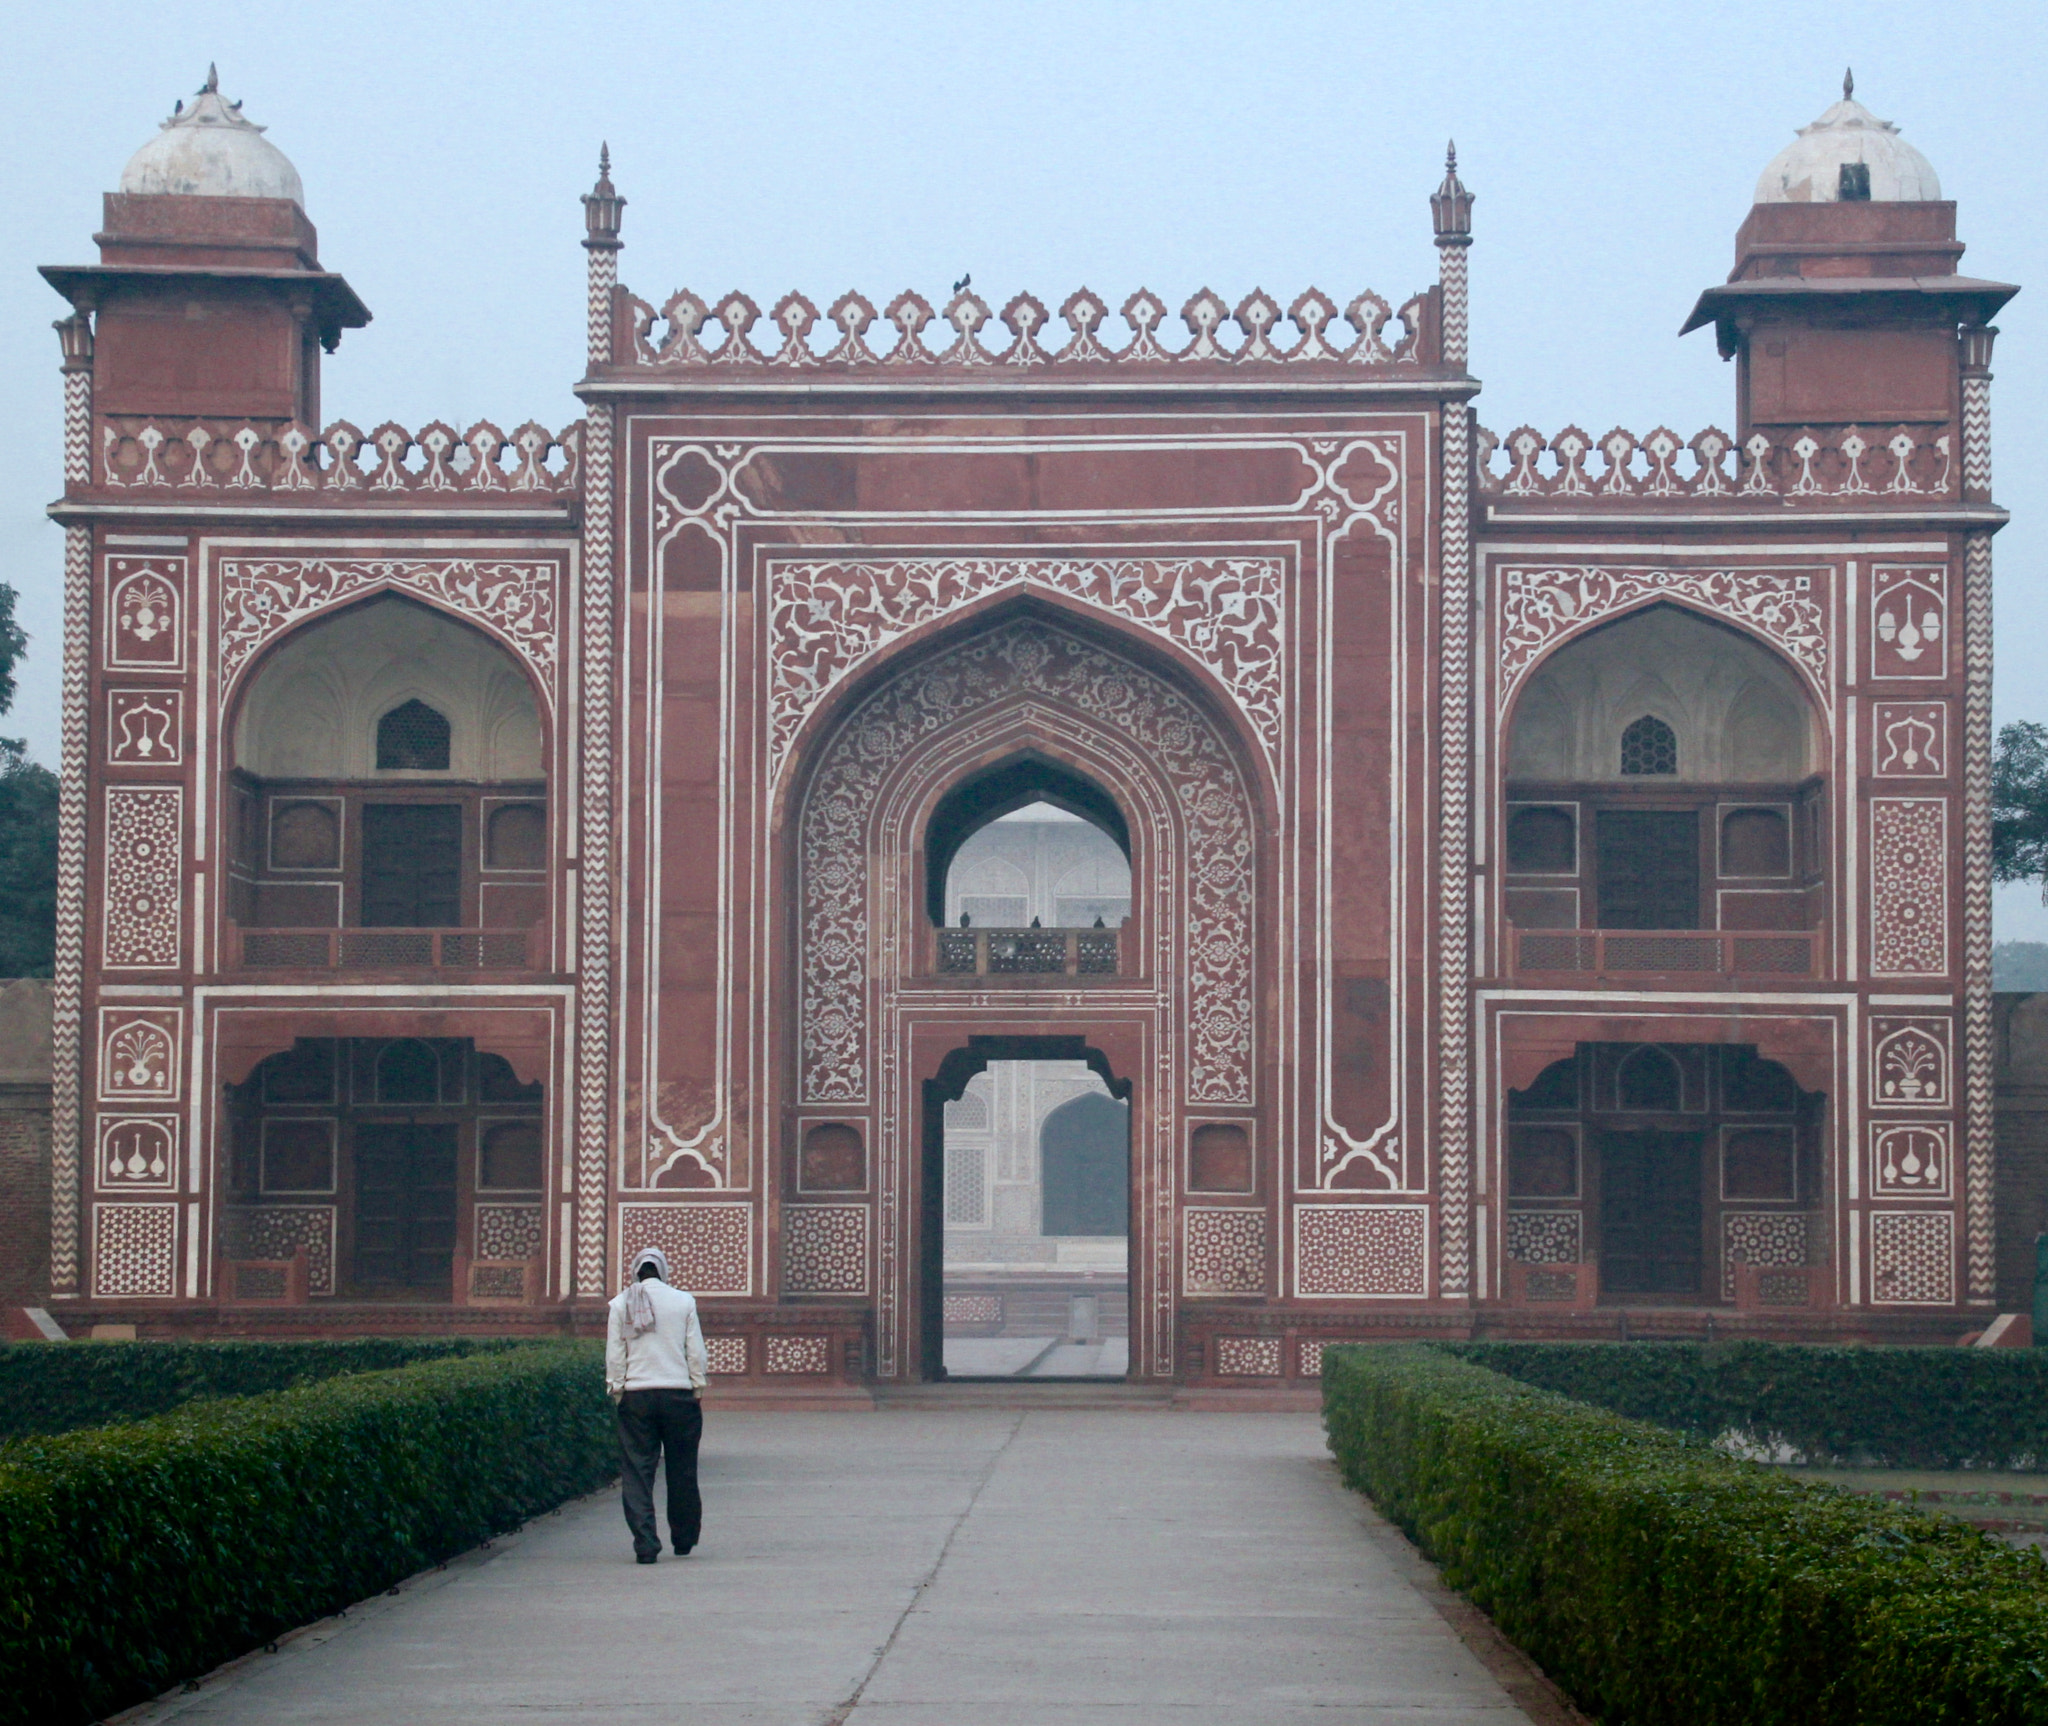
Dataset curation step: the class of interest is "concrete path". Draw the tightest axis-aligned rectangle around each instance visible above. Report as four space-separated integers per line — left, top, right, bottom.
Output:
132 1406 1543 1725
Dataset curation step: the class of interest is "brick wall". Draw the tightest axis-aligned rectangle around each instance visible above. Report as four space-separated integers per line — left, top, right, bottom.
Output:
0 979 53 1306
1994 992 2048 1312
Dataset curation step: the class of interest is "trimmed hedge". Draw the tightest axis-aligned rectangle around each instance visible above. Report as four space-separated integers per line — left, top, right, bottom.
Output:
1447 1339 2048 1468
0 1342 613 1725
1325 1344 2048 1726
0 1337 524 1439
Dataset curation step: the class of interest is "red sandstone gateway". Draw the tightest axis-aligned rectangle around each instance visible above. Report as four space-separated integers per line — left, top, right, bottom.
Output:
33 73 2017 1386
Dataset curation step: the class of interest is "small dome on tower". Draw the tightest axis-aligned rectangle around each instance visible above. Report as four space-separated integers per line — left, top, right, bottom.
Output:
1754 74 1940 204
118 66 304 204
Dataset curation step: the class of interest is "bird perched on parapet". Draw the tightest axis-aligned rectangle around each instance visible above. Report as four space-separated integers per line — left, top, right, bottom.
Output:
952 273 972 296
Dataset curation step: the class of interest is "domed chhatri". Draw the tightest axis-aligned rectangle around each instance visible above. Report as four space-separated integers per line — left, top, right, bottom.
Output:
1754 70 1941 204
118 64 304 204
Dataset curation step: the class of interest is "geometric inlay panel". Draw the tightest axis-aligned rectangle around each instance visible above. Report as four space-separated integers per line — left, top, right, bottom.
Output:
1215 1336 1283 1376
782 1204 869 1295
220 1205 336 1295
1505 1210 1581 1264
763 1334 832 1375
1721 1211 1808 1301
1294 1204 1429 1298
1869 798 1947 976
1296 1338 1327 1378
1182 1207 1267 1295
1870 1209 1954 1306
617 1201 752 1296
703 1334 750 1376
92 1201 178 1297
102 787 183 968
475 1203 544 1261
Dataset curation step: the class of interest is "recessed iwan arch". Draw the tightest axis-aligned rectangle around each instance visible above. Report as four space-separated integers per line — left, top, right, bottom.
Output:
235 595 543 780
1506 604 1819 784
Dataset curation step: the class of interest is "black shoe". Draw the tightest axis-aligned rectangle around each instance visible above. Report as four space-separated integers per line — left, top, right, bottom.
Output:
636 1551 658 1565
672 1543 694 1557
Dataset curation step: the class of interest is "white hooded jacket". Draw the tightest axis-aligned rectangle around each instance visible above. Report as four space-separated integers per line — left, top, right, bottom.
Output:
604 1276 710 1397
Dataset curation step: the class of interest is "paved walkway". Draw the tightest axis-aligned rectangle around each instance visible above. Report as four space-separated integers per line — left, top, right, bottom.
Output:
133 1406 1543 1725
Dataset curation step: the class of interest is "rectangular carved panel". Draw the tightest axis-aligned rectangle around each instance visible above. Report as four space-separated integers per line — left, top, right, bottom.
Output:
617 1201 752 1296
102 787 183 968
1869 798 1946 977
1294 1204 1429 1298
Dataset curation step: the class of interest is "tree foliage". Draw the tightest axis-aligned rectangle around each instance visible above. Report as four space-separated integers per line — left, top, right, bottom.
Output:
0 583 55 977
1993 720 2048 888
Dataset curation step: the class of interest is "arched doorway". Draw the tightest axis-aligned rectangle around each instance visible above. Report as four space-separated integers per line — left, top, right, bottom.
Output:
788 610 1264 1381
924 1036 1133 1380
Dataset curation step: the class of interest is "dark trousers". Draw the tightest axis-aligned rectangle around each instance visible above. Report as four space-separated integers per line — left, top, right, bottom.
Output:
617 1388 703 1558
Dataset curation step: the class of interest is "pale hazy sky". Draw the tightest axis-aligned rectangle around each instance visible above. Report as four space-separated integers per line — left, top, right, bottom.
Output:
4 0 2044 929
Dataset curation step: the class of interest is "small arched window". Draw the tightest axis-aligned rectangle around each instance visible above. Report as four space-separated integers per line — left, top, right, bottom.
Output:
1616 1045 1683 1112
377 699 451 771
1619 714 1677 777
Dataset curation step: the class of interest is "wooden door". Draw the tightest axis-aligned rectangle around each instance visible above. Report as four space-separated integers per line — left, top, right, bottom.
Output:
1595 810 1700 929
1597 1129 1703 1295
361 803 462 927
352 1122 458 1293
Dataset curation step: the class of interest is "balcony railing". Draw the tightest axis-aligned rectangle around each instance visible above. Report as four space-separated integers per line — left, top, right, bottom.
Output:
934 926 1121 978
229 926 540 971
1513 928 1816 979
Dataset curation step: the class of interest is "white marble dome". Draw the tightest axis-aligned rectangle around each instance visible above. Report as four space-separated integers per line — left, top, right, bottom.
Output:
118 67 304 204
1755 80 1940 204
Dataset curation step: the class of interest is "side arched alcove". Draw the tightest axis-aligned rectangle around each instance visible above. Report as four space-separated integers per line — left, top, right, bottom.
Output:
781 602 1269 1382
223 593 551 959
1500 602 1830 969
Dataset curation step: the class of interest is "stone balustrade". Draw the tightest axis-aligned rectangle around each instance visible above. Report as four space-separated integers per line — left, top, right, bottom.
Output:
1477 422 1957 502
94 417 582 498
617 285 1436 369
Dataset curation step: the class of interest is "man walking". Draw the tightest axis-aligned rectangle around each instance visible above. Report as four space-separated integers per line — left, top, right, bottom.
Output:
606 1245 710 1563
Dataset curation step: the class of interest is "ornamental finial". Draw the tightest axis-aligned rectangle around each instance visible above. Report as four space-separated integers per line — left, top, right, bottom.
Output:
203 63 219 95
1431 139 1474 244
1844 67 1854 101
583 142 625 249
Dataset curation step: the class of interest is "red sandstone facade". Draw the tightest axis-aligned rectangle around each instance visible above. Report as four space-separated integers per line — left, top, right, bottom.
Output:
33 83 2017 1383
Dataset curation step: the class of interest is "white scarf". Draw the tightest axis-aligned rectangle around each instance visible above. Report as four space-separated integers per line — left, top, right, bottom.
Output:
623 1246 670 1336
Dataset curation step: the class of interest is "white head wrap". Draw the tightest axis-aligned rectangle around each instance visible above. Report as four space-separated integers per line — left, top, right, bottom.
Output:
623 1245 670 1336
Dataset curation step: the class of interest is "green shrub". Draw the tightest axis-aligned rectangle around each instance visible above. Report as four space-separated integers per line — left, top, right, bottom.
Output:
0 1337 525 1439
0 1342 613 1725
1324 1344 2048 1726
1447 1339 2048 1468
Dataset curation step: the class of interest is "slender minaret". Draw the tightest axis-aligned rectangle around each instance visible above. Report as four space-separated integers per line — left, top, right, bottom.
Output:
47 312 94 1294
1430 143 1476 1298
1960 320 1997 1304
575 148 625 1296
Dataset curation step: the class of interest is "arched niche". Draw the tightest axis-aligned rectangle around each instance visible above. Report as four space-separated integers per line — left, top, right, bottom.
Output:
925 752 1132 928
1506 603 1817 784
227 594 549 938
1502 603 1826 943
235 594 542 781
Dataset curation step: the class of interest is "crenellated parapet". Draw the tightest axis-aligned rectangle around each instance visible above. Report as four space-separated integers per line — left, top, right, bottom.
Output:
88 417 582 499
1476 421 1959 503
607 284 1441 373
